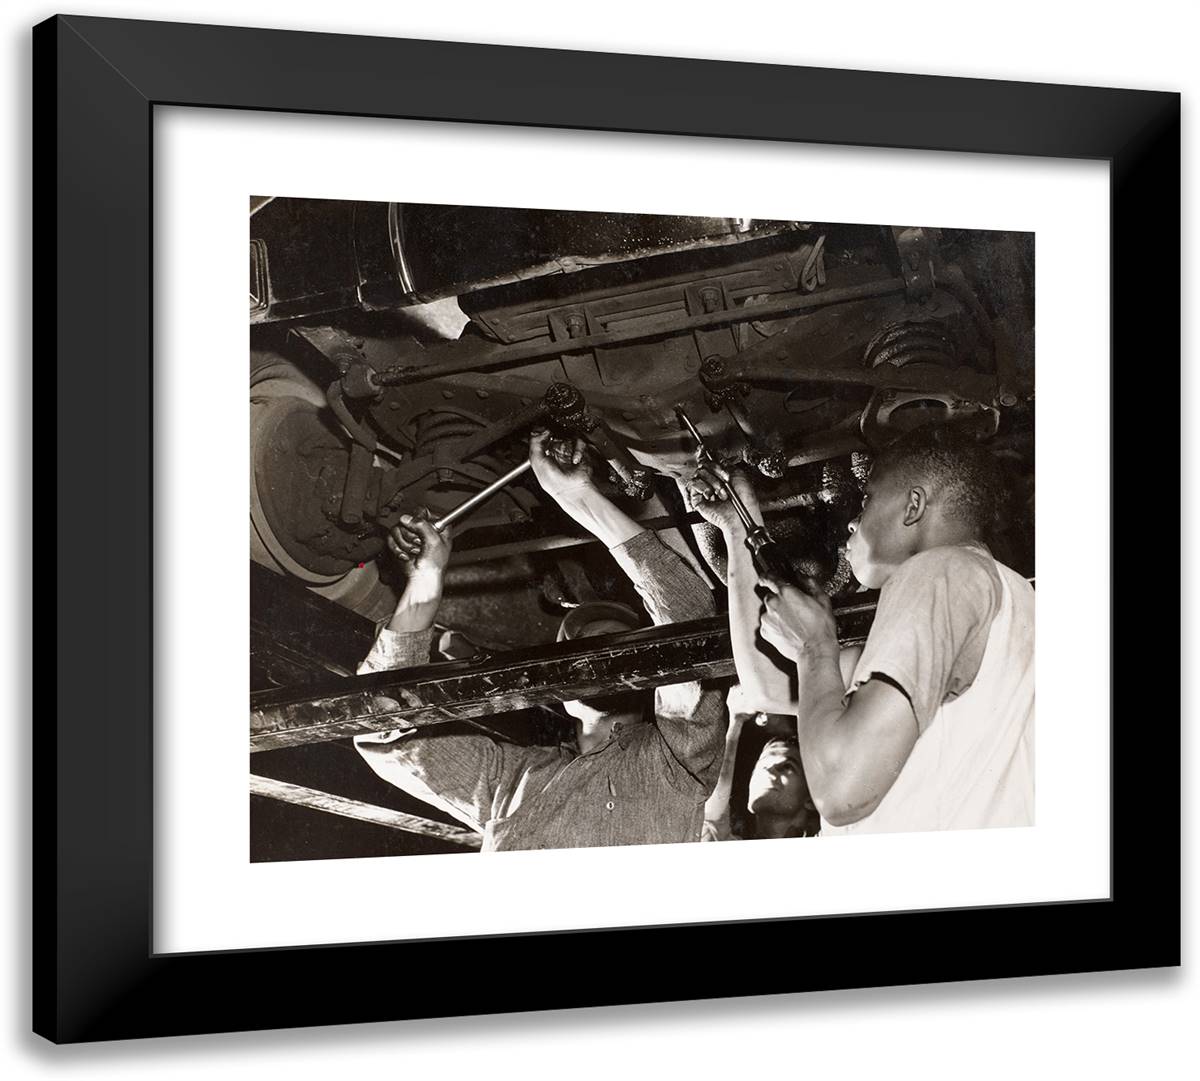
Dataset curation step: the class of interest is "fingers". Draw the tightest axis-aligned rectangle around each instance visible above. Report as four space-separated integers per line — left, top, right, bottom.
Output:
758 573 825 606
717 464 761 513
800 575 833 609
388 523 421 563
406 515 440 545
757 572 785 597
684 476 715 504
697 463 729 493
758 609 786 653
684 464 730 504
728 467 755 502
691 457 730 483
531 427 584 468
547 437 582 468
760 589 789 630
386 532 407 561
389 508 455 564
531 428 574 472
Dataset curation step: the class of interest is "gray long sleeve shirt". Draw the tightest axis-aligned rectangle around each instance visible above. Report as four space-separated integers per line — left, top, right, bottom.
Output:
353 530 727 851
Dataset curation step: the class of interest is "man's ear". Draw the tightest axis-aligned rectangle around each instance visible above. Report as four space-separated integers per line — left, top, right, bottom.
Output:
902 486 927 527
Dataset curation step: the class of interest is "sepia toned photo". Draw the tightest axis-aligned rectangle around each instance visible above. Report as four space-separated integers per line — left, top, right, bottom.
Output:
248 199 1034 859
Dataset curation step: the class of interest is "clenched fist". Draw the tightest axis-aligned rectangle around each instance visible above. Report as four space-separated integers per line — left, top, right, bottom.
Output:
529 428 595 502
758 573 839 662
387 508 453 575
682 461 760 538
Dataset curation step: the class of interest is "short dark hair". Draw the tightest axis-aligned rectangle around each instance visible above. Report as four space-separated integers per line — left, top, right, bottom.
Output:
872 425 1005 537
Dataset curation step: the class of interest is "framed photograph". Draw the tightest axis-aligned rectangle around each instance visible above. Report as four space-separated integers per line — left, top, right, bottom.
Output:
38 14 1179 1043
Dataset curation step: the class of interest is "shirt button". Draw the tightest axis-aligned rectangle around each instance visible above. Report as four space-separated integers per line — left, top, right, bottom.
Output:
605 800 615 811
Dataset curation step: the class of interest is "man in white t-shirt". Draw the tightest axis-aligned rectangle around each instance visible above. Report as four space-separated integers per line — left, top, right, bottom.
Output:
689 426 1033 834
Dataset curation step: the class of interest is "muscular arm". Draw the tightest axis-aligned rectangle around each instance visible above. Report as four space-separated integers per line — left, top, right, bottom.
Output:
684 465 797 713
552 487 645 549
355 513 450 675
790 645 918 826
702 709 747 838
726 534 863 714
607 529 725 790
760 547 996 827
723 524 799 714
530 431 725 788
352 513 522 834
527 428 644 548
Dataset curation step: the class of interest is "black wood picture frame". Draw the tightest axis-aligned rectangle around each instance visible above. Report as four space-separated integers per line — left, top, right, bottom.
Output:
36 13 1180 1044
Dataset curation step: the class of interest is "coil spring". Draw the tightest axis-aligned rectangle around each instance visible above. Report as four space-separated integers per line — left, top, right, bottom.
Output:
864 321 957 369
411 411 506 486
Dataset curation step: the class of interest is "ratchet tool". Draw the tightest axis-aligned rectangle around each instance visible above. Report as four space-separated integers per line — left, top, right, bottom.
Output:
676 407 813 591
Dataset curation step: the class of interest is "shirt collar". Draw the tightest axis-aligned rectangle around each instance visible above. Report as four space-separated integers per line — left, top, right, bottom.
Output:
563 718 649 755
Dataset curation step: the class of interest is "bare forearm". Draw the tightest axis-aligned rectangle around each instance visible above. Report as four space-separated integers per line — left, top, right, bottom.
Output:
793 646 923 826
556 487 644 549
724 526 797 713
792 646 855 803
703 713 746 822
386 569 443 633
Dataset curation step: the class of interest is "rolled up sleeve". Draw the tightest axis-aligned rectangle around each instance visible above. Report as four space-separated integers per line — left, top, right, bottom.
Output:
353 623 499 834
607 530 716 626
355 625 437 676
609 530 727 793
354 731 514 835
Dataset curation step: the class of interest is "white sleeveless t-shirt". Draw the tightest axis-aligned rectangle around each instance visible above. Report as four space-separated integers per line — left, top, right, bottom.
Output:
821 544 1035 835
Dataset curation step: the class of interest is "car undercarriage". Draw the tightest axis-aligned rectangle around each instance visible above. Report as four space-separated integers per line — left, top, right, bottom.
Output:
248 198 1034 858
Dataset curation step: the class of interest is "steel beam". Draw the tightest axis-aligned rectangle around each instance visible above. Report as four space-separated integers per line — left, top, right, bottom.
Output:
249 597 883 752
251 616 735 752
249 774 481 849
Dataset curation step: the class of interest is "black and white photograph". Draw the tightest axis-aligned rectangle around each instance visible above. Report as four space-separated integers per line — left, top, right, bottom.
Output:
247 199 1035 859
26 0 1189 1066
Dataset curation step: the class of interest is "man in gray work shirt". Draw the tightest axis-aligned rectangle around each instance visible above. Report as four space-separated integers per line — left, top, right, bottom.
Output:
353 429 726 851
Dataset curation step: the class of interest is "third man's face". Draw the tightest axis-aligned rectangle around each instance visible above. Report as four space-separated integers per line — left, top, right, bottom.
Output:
747 738 810 817
844 468 917 590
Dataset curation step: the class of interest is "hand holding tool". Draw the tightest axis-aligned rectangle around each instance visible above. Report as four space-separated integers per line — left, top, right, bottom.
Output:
676 407 815 592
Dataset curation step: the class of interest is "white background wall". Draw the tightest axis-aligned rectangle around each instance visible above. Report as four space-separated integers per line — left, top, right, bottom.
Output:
4 1 1194 1077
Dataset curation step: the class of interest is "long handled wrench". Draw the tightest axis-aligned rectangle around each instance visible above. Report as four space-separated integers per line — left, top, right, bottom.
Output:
676 407 811 590
429 460 533 533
